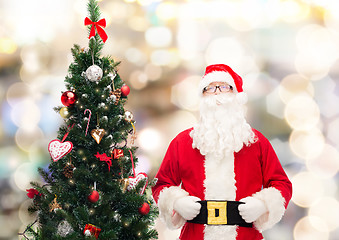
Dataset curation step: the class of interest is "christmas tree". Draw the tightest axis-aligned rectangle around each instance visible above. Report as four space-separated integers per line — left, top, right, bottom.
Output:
20 1 158 239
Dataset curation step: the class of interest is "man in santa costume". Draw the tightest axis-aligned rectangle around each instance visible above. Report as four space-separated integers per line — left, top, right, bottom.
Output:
152 64 292 240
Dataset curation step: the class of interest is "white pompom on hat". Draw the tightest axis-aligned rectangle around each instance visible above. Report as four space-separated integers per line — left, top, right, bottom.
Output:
199 64 248 104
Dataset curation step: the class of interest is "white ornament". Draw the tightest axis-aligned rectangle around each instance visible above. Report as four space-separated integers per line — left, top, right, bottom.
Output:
98 103 106 109
110 94 117 102
113 212 121 221
86 65 103 82
101 116 108 122
57 220 74 237
124 111 133 122
108 72 116 80
84 230 91 236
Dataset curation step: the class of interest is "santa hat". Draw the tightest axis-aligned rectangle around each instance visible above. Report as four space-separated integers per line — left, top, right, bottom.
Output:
199 64 247 104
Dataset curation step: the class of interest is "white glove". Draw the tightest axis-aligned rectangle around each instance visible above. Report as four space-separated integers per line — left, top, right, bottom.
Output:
238 197 268 223
173 196 201 220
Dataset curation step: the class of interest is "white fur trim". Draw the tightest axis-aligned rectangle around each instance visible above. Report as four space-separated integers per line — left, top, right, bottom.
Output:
203 152 238 240
204 152 237 200
157 186 188 229
252 187 286 232
236 92 248 105
204 225 237 240
200 71 237 94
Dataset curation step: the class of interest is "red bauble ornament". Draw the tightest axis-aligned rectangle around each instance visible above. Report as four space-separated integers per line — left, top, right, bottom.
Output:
88 190 100 203
138 202 150 215
120 85 130 97
61 91 77 107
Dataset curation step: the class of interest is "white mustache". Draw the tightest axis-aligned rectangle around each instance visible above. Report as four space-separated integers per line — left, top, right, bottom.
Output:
203 94 234 107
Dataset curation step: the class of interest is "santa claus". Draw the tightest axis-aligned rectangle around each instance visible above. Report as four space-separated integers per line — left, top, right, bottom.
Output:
152 64 292 240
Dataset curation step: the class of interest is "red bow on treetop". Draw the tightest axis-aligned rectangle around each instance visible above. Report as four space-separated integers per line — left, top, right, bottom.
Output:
84 17 108 43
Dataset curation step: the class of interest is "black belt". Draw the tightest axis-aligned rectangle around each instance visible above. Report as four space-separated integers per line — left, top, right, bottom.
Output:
187 200 252 227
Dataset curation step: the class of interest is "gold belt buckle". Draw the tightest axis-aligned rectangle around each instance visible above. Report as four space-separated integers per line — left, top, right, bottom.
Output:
207 201 227 225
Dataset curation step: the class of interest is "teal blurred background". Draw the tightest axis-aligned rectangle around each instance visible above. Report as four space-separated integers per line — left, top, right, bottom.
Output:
0 0 339 239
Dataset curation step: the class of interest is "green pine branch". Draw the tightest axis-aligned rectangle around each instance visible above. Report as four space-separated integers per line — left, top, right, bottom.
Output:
87 0 101 23
87 0 104 55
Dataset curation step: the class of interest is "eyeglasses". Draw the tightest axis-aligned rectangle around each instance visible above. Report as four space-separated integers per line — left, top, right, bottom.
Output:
203 84 233 93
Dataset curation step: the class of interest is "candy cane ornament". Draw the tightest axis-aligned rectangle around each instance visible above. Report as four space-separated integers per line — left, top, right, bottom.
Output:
84 109 92 136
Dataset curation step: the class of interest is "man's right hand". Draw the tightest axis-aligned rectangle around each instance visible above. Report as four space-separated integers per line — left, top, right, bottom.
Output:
173 196 201 220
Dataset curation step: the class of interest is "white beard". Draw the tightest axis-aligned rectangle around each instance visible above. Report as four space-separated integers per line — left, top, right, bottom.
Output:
190 93 257 159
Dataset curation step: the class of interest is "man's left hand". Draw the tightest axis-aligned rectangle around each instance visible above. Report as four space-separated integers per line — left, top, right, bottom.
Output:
238 197 268 223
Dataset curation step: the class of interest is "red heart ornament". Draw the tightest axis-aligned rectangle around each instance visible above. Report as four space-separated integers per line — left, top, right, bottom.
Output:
127 173 148 195
48 139 73 162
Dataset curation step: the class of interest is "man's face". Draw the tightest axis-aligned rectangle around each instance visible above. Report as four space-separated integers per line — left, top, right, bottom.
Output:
202 82 234 96
192 81 255 155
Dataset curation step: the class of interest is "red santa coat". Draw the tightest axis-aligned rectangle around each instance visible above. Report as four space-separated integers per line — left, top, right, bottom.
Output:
152 128 292 240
